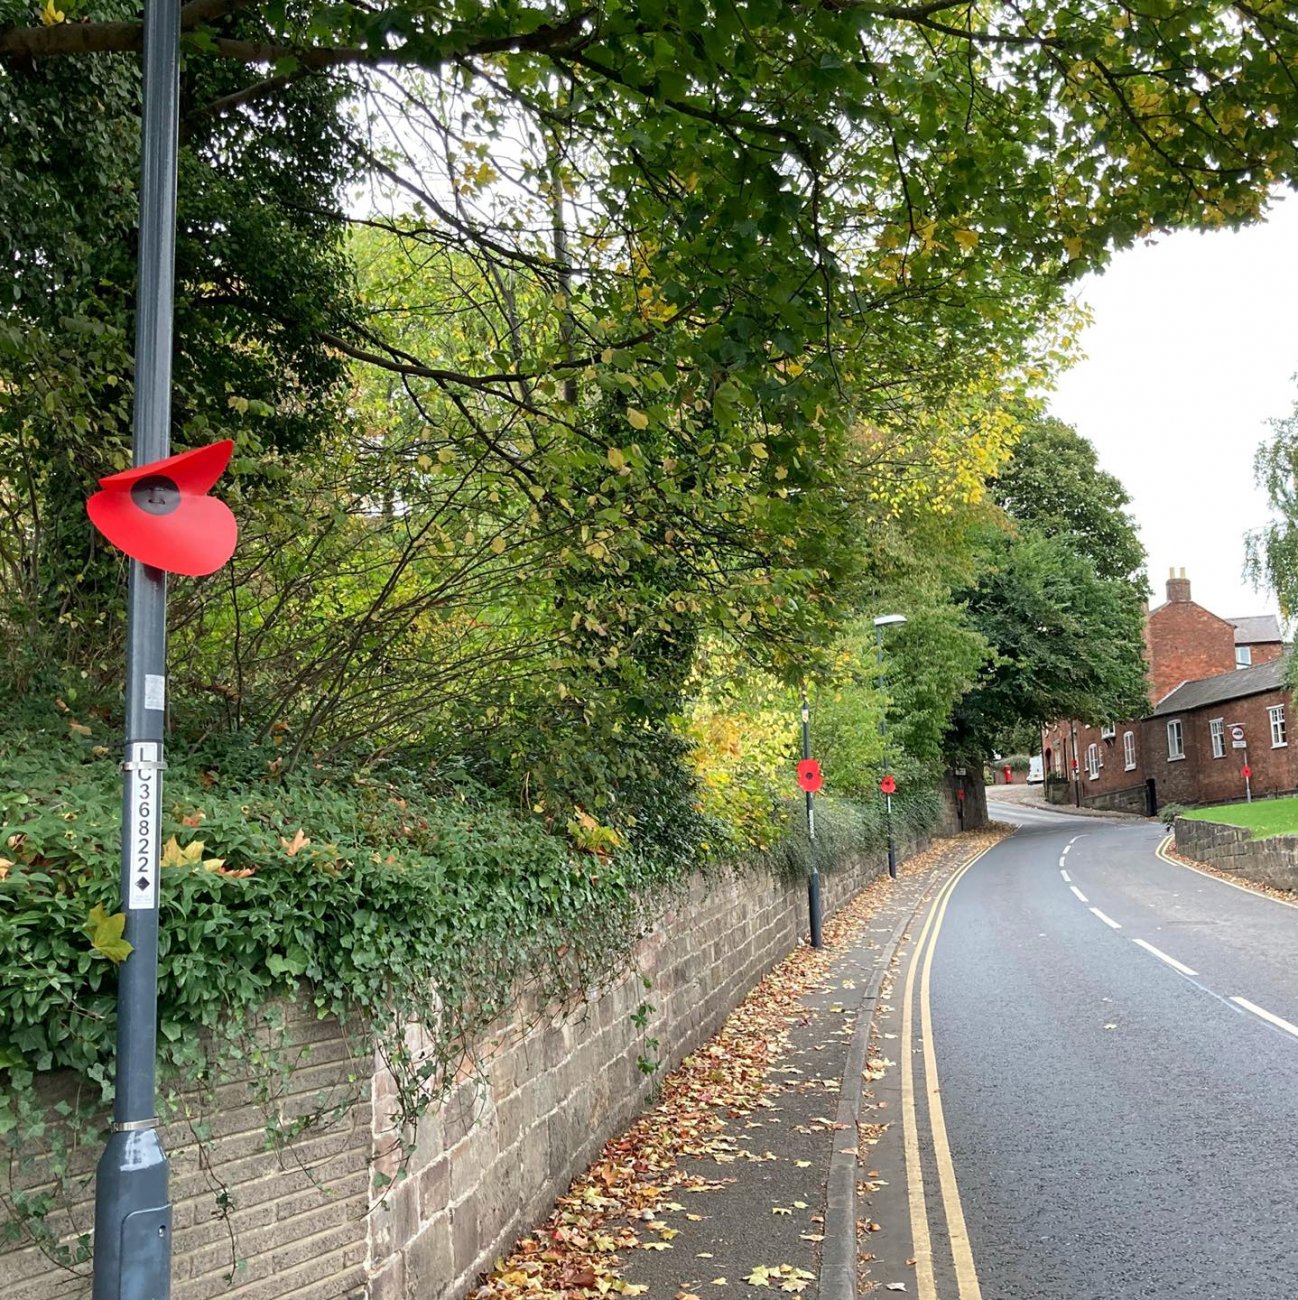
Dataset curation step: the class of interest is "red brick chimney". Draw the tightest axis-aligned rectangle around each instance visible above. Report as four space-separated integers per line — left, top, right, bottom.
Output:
1166 567 1191 603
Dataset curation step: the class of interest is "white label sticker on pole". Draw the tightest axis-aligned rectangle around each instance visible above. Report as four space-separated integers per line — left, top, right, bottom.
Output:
144 673 166 712
126 741 162 911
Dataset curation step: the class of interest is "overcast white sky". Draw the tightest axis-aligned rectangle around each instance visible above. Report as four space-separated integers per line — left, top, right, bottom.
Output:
1048 196 1298 625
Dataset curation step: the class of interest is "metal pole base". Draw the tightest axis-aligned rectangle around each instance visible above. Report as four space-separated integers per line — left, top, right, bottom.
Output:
887 837 898 879
808 871 824 949
93 1129 172 1300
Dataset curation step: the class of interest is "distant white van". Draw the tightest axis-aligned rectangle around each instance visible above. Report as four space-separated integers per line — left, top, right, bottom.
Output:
1027 755 1045 784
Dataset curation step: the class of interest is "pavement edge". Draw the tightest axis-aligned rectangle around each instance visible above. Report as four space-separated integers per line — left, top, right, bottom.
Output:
819 879 932 1300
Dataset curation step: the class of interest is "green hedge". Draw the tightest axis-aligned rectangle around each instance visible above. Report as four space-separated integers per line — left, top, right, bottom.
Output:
758 788 939 881
0 714 669 1119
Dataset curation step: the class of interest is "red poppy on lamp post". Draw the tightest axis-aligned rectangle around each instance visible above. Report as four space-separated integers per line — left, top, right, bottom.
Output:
87 440 237 576
797 758 823 793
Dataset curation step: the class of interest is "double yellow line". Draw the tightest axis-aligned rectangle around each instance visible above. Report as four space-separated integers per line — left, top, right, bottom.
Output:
899 843 995 1300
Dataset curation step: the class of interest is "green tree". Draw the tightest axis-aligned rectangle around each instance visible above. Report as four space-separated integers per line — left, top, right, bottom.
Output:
5 0 1295 841
0 31 359 686
947 529 1150 762
933 413 1151 762
989 415 1148 588
1247 396 1298 640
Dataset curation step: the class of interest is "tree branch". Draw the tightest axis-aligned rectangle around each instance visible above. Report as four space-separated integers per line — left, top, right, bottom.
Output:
2 3 596 67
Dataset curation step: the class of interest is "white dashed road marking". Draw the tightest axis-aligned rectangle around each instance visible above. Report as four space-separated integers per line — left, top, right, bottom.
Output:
1133 939 1197 977
1231 996 1298 1040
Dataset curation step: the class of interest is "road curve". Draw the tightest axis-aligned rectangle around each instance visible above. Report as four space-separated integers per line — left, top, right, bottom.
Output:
910 801 1298 1299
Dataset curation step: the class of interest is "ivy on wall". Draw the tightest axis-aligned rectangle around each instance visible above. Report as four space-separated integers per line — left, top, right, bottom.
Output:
0 704 937 1268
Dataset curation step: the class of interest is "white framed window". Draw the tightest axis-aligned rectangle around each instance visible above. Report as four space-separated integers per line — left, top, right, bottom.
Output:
1167 719 1185 761
1236 645 1253 668
1270 704 1287 748
1210 718 1225 759
1100 722 1116 741
1086 742 1101 780
1123 731 1136 771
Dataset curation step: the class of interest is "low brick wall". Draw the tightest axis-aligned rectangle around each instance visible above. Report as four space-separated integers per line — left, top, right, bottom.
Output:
1174 816 1298 891
3 842 920 1300
5 1016 373 1300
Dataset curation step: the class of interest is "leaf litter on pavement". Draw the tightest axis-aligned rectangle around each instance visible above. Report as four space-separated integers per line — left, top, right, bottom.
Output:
475 837 994 1300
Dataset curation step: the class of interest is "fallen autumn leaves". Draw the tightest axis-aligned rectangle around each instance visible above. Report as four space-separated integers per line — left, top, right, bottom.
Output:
473 839 984 1300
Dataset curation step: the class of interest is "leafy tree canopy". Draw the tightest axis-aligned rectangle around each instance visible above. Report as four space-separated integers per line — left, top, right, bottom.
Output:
989 413 1148 588
946 528 1150 761
4 0 1296 840
945 415 1150 760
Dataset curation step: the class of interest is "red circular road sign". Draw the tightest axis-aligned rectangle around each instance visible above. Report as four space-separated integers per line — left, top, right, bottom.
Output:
796 758 823 793
1242 764 1253 779
880 774 897 796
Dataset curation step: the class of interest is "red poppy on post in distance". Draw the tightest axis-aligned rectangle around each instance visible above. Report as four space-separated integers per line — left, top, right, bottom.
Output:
796 758 823 793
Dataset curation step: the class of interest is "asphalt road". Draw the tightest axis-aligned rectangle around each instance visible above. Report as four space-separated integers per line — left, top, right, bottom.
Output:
917 800 1298 1299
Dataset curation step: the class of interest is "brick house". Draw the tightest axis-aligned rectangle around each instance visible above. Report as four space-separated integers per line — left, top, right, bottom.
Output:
1042 571 1289 813
1148 659 1295 806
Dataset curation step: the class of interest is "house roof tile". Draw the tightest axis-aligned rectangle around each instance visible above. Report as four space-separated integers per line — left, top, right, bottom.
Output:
1228 614 1283 645
1151 654 1291 716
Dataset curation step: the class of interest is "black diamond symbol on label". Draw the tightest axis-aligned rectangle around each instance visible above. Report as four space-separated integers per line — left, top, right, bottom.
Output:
136 876 149 892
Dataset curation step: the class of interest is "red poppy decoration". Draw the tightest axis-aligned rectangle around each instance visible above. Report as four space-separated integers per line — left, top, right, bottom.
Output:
1242 764 1252 780
880 774 897 795
86 440 238 576
796 758 823 793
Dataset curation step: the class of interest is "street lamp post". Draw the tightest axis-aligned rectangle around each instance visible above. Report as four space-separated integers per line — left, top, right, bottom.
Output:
873 614 906 879
92 1 179 1294
800 692 823 949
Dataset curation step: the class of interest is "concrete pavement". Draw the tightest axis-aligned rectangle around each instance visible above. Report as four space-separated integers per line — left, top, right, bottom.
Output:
481 830 1003 1300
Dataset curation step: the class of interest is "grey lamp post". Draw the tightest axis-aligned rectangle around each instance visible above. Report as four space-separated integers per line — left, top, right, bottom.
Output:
873 614 906 879
92 0 179 1294
800 692 823 948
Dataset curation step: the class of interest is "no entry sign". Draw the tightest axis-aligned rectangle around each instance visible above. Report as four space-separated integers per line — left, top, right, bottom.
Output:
797 758 823 793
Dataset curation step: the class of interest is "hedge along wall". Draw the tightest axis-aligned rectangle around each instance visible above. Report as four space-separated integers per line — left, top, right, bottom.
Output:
2 838 923 1300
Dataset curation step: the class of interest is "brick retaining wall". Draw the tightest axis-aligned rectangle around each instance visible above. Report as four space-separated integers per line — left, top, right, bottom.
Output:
1173 816 1298 891
2 843 918 1300
1083 782 1148 815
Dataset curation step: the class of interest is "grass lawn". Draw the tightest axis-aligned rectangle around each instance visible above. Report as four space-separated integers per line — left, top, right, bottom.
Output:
1182 797 1298 838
